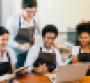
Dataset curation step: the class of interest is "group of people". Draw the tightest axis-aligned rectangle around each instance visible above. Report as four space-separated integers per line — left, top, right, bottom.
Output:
0 0 90 82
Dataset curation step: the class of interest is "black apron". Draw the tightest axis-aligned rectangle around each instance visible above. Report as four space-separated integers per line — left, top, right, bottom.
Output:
0 53 12 76
33 48 56 72
78 48 90 76
14 16 35 45
14 16 35 68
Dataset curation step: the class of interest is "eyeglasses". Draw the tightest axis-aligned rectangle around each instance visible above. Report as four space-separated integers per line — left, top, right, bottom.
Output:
25 7 37 13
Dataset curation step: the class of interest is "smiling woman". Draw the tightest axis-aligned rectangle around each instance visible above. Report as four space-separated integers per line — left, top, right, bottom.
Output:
0 26 17 77
72 21 90 76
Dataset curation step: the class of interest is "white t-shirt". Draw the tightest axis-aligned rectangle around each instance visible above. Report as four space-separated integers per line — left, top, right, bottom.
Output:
0 47 17 65
72 46 80 56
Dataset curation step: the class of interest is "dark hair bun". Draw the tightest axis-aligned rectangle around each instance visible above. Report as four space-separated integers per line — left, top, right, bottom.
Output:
76 21 90 35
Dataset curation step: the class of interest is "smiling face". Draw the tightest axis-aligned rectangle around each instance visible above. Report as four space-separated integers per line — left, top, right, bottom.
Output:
0 33 9 50
43 32 56 49
79 32 90 47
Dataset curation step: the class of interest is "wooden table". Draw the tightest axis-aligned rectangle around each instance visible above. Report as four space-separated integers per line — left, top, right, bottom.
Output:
15 75 90 83
81 76 90 83
16 75 51 83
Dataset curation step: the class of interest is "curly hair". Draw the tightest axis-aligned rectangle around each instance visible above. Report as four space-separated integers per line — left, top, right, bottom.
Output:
42 25 58 38
76 21 90 35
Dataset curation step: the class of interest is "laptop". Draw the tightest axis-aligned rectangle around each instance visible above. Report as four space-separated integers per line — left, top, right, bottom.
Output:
56 64 88 82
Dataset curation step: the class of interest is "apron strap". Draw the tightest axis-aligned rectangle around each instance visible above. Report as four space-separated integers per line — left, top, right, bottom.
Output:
40 47 42 53
7 52 12 74
19 16 21 28
78 47 81 54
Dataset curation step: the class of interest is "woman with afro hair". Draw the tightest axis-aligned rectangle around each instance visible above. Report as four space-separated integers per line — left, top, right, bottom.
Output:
72 21 90 76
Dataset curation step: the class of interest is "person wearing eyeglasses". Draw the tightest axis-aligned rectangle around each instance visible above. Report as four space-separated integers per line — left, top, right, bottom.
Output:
24 25 64 75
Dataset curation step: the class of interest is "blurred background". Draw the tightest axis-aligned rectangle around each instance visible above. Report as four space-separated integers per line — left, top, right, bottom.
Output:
0 0 90 48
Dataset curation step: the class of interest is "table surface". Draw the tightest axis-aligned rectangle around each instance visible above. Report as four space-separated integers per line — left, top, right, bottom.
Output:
16 74 90 83
16 74 52 83
81 76 90 83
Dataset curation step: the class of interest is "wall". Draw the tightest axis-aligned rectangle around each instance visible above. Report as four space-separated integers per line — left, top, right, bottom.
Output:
1 0 90 29
0 0 21 26
37 0 90 47
1 0 13 26
38 0 90 31
1 0 90 47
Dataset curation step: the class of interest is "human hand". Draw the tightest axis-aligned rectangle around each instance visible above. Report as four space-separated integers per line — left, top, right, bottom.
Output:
15 67 27 76
33 64 48 75
18 43 31 51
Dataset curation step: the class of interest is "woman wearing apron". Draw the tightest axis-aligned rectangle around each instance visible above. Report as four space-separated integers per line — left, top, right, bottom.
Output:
6 0 41 68
24 25 63 75
72 21 90 76
0 26 17 81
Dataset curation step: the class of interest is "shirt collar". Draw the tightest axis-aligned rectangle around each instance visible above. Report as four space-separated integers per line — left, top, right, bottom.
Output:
39 41 55 53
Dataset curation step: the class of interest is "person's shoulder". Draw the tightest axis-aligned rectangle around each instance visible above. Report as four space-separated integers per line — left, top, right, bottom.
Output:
6 47 14 52
6 47 16 59
72 46 80 55
7 14 20 22
29 44 41 51
6 47 16 55
33 15 40 22
53 47 60 54
33 15 39 19
72 46 80 50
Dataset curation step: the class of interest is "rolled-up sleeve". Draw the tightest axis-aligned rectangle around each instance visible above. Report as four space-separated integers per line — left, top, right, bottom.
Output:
55 50 64 66
8 48 17 65
5 16 19 48
24 46 40 71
